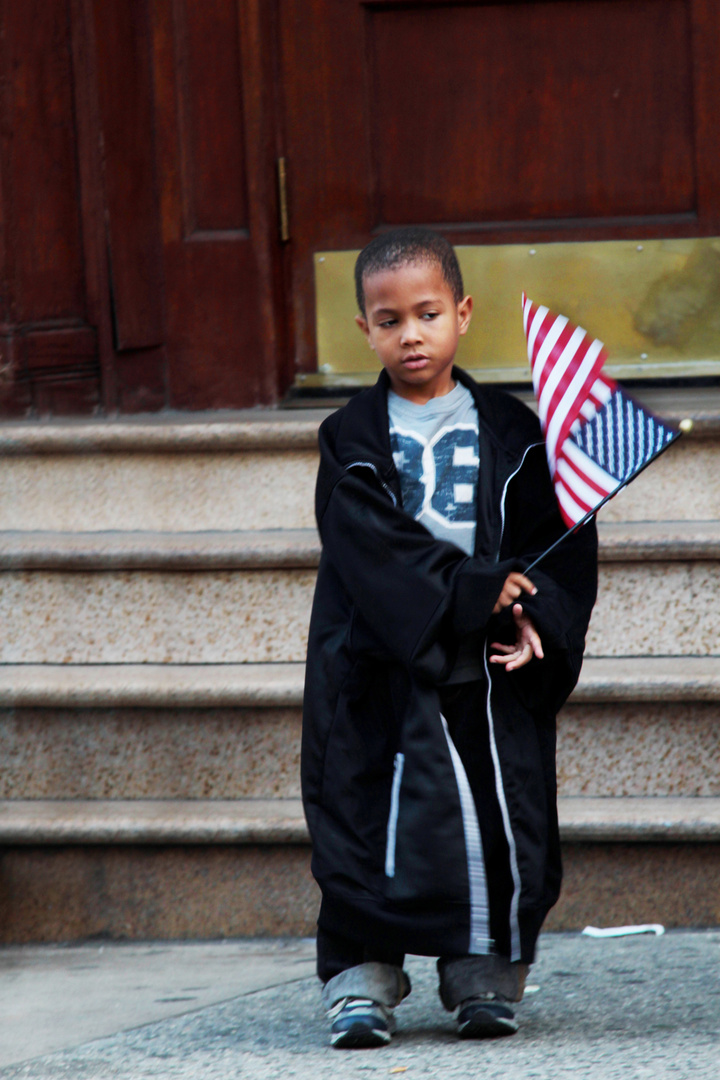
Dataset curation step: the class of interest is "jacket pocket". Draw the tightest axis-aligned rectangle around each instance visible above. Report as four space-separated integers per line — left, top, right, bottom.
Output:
384 752 405 878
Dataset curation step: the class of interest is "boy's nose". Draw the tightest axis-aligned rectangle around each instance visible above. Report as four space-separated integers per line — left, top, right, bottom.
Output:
400 319 423 345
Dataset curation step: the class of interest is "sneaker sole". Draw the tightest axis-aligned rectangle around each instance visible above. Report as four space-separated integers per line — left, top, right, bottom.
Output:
331 1022 392 1049
457 1012 518 1039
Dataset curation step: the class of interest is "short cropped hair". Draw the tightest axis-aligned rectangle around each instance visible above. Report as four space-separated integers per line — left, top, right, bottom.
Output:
354 227 464 316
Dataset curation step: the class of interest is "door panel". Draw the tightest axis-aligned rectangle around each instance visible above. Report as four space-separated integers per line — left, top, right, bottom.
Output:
0 0 283 417
280 0 720 379
174 0 250 233
370 1 695 224
151 0 281 409
0 0 101 415
93 0 165 352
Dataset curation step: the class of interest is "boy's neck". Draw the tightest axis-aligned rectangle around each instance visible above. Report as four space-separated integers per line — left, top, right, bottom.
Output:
389 375 457 405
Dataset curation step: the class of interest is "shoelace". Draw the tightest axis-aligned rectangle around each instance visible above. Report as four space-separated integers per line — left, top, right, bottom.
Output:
327 997 385 1019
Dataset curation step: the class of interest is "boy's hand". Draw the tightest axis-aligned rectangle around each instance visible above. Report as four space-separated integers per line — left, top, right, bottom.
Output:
489 604 544 671
492 571 537 614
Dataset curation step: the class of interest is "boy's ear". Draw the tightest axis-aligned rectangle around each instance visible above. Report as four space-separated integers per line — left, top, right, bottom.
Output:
457 295 473 336
355 313 374 349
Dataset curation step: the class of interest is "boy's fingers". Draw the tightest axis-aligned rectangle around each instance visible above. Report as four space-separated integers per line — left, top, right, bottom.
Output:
490 641 515 654
493 573 537 613
512 573 537 596
490 651 519 665
516 606 544 660
505 643 534 671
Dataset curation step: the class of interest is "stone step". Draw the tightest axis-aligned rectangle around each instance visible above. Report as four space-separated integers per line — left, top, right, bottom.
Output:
586 563 718 658
3 522 720 663
0 413 327 533
1 520 720 569
598 520 720 560
0 395 717 532
0 530 321 570
2 656 720 707
0 662 304 707
1 659 719 801
0 564 714 663
3 805 718 943
2 796 719 844
0 566 316 663
0 799 307 844
1 697 716 800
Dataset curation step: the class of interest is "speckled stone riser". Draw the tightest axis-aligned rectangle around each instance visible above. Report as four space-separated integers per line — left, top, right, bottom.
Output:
586 560 720 657
0 451 319 533
0 845 321 944
0 706 302 800
0 569 317 664
1 698 718 800
0 556 717 662
0 434 717 533
0 842 718 943
557 701 720 797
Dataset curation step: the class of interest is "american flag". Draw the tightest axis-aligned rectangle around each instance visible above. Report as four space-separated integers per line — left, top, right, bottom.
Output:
522 293 679 528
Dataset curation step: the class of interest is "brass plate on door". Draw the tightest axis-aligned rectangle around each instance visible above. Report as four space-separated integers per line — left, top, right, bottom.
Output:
305 237 720 387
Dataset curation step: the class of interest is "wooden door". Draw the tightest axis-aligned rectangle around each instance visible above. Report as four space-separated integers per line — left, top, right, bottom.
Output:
0 0 284 417
279 0 720 380
0 0 103 415
90 0 285 410
146 0 285 409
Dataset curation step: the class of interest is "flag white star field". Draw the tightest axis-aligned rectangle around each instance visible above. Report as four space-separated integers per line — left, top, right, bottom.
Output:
522 293 678 528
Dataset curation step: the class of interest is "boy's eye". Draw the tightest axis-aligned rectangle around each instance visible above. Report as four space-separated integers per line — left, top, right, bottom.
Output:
379 319 397 328
421 311 439 320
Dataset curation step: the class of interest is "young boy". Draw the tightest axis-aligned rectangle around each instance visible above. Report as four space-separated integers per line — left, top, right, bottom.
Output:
301 228 598 1048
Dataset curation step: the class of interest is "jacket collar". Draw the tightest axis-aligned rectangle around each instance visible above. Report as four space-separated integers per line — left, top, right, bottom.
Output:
330 366 540 475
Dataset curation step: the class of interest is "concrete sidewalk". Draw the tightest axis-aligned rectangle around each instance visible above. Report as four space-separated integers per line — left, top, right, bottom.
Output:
1 931 719 1079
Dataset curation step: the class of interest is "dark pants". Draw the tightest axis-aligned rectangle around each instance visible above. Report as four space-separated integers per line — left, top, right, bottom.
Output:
317 925 527 1011
317 924 405 984
317 679 529 1010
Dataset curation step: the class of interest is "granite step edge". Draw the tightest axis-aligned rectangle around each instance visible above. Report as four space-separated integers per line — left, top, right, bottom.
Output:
0 663 305 708
2 657 720 708
0 412 331 455
0 530 321 570
1 387 719 455
2 521 720 569
2 797 719 845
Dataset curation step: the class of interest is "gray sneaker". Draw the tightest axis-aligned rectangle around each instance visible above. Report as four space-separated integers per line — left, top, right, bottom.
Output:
456 994 518 1038
328 996 395 1048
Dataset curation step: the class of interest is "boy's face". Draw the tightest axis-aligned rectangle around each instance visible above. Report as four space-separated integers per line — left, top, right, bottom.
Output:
355 261 473 404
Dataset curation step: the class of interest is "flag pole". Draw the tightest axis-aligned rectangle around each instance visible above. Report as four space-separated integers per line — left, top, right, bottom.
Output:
523 427 685 577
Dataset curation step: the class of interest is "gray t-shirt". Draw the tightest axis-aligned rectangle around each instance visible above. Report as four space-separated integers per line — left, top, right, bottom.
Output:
388 382 479 556
388 383 482 682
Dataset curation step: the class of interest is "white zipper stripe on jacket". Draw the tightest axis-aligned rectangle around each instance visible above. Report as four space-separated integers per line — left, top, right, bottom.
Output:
385 752 405 878
440 715 492 955
345 461 398 505
497 441 544 560
483 647 522 961
487 439 544 961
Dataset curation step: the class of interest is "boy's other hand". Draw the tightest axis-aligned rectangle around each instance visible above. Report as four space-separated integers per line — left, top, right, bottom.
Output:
492 571 537 614
489 604 544 671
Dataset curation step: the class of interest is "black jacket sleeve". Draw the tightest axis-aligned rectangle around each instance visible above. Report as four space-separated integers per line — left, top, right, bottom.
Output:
318 467 514 679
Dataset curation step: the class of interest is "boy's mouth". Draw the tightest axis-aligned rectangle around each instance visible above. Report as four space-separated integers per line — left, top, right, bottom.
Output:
402 354 429 369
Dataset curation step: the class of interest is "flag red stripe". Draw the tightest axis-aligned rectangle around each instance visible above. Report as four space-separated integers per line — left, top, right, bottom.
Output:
550 344 609 467
542 333 594 435
530 309 560 396
534 317 576 402
557 446 614 500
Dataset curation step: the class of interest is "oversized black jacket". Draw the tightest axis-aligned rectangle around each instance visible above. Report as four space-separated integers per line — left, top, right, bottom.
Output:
301 368 598 963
